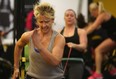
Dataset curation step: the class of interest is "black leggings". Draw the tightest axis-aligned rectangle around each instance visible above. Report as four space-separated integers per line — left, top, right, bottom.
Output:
25 74 65 79
25 75 36 79
62 61 84 79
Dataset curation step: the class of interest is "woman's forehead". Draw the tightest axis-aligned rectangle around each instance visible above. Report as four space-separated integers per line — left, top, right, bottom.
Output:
37 15 51 20
65 9 76 17
65 10 75 14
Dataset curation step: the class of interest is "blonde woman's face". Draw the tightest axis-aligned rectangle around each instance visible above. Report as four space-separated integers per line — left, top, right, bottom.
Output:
64 10 76 25
90 8 98 18
36 15 53 34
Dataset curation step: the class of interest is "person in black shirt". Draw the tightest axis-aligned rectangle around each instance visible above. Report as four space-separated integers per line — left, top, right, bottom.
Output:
60 9 87 79
86 2 116 79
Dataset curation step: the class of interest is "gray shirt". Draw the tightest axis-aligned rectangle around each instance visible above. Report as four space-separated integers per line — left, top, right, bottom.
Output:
26 30 64 79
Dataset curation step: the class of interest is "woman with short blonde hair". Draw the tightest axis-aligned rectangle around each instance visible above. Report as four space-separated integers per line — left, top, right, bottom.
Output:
12 2 65 79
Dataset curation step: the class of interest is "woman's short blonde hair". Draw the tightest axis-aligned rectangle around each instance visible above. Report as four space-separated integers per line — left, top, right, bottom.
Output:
33 2 55 19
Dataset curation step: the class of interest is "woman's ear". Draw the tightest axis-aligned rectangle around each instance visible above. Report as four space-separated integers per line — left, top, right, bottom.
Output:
51 18 54 23
35 21 39 28
52 18 54 21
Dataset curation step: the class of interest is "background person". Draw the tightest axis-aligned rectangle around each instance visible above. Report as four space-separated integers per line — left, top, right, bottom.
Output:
60 9 87 79
86 2 116 79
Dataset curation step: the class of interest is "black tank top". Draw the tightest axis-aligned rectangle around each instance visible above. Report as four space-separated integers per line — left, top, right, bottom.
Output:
101 15 116 35
61 27 83 58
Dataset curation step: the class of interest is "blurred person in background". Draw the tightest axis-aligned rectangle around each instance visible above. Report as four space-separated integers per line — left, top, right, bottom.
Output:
86 2 116 79
60 9 87 79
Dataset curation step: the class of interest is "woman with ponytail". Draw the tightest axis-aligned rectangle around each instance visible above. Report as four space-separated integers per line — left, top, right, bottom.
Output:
60 9 87 79
86 2 116 79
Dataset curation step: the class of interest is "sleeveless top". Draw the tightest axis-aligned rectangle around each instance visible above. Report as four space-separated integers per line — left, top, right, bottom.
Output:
61 27 84 62
27 30 64 79
101 15 116 41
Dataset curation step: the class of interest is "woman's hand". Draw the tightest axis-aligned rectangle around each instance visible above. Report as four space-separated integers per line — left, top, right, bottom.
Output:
67 42 75 48
12 68 19 79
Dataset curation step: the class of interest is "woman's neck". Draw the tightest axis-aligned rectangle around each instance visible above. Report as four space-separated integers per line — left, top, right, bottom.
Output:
65 24 75 29
63 24 75 37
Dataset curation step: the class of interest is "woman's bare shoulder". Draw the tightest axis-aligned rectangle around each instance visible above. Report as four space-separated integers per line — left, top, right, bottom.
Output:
22 31 33 37
20 30 34 42
78 28 86 32
77 28 87 35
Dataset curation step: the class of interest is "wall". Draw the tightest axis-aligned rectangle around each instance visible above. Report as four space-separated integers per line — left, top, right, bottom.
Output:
93 0 116 17
40 0 88 31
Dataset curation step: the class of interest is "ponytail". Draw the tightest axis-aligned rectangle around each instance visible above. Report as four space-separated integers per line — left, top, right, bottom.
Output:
89 1 105 14
98 1 105 14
